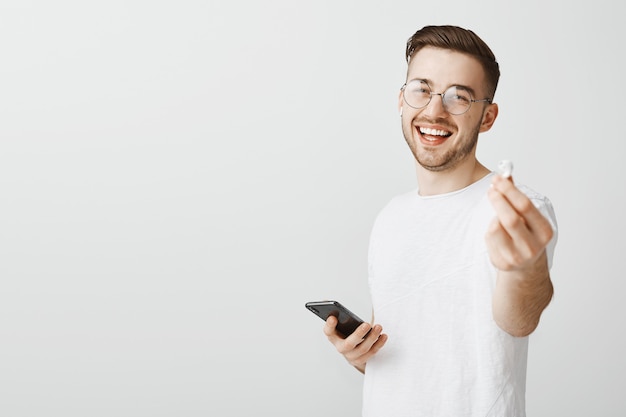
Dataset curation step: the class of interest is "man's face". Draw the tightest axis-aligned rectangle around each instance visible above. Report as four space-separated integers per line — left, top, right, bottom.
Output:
399 46 496 172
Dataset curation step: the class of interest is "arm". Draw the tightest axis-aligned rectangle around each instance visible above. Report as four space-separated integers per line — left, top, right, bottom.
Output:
486 175 555 337
323 310 387 374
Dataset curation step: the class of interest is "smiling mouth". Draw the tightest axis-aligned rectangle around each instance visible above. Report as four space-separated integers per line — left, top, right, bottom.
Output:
419 126 452 141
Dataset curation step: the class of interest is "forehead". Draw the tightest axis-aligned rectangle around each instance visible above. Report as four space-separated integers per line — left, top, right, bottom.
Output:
407 46 486 92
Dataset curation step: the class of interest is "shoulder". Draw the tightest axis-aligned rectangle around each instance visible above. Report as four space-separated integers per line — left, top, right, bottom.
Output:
516 183 559 268
378 189 418 213
370 189 417 229
516 183 556 221
517 183 549 203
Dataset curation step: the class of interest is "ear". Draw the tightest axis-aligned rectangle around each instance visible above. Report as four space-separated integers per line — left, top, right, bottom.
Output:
479 102 498 133
398 89 404 116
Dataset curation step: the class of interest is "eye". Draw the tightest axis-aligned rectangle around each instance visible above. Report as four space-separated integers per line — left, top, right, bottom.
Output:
445 86 471 104
407 80 430 96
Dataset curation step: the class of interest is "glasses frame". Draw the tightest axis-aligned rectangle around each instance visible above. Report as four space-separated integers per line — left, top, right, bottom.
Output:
401 80 492 115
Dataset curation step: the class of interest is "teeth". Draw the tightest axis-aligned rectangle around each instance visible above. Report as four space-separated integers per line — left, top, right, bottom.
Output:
420 127 450 137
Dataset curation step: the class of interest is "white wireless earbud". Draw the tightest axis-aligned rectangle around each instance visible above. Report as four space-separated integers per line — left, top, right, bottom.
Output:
496 160 514 178
400 107 403 117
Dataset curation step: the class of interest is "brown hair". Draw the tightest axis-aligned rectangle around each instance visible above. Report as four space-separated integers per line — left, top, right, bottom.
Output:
405 25 500 98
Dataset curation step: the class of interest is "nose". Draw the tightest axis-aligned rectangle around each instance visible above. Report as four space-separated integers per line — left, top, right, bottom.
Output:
422 93 448 118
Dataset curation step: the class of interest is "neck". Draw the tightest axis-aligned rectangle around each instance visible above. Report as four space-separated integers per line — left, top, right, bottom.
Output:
415 159 490 196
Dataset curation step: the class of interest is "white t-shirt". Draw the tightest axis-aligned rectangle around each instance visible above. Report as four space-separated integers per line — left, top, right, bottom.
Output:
363 173 558 417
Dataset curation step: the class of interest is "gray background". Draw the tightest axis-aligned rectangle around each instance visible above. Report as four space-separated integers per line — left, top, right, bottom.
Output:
1 1 623 416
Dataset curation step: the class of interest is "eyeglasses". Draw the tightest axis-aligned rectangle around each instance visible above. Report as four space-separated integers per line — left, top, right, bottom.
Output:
401 79 492 115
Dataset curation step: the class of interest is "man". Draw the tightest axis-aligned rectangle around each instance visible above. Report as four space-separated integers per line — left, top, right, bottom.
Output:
323 25 558 416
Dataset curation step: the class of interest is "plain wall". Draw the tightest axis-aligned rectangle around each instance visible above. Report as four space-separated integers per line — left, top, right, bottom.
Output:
1 1 624 415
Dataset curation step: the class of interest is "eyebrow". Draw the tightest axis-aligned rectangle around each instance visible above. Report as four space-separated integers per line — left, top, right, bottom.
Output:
409 78 478 96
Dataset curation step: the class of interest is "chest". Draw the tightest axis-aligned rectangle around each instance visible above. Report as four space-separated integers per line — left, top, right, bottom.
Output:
368 195 495 299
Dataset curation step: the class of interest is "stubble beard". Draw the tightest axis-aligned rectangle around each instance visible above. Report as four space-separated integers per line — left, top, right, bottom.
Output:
402 119 481 172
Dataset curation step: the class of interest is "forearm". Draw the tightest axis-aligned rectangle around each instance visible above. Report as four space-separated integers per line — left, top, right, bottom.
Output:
492 251 554 337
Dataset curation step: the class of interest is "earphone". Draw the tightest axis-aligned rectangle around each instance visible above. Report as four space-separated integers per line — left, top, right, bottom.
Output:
496 160 514 178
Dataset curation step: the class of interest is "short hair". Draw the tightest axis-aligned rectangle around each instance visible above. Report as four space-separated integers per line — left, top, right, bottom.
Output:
405 25 500 98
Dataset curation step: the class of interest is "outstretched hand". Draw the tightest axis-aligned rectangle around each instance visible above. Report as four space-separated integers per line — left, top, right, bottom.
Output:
486 175 554 272
486 174 555 336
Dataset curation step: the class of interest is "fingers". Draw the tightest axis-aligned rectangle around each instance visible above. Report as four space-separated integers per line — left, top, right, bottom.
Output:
324 316 387 367
487 175 554 270
323 315 338 337
487 182 532 244
349 332 388 368
489 176 554 245
340 324 386 367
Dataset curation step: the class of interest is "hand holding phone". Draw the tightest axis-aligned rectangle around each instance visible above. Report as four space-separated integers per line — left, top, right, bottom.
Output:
305 300 365 337
307 300 388 373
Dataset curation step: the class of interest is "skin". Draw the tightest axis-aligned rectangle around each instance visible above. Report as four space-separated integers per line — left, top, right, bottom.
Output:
324 46 554 373
400 47 498 195
324 313 387 374
487 175 554 336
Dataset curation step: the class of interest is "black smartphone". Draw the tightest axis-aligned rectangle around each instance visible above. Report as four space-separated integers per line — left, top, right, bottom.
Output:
305 300 365 338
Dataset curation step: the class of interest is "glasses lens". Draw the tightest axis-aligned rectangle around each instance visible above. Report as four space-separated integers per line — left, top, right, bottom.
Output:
403 80 431 109
442 86 472 115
